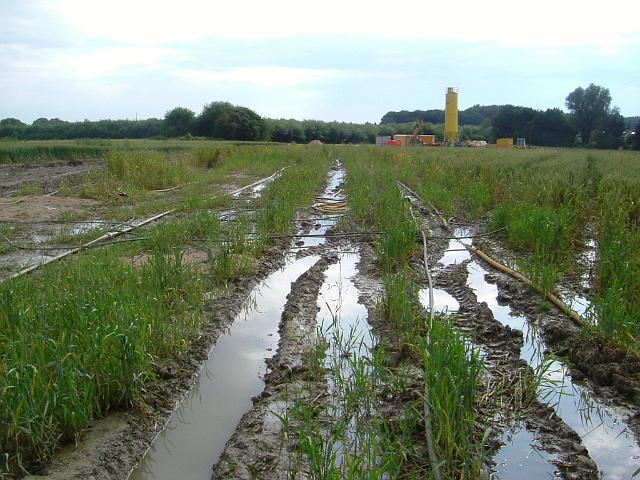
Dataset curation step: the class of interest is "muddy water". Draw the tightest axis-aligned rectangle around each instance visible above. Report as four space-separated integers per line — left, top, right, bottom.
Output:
467 261 640 480
316 251 374 466
438 227 472 266
493 425 559 479
296 166 345 249
128 255 320 480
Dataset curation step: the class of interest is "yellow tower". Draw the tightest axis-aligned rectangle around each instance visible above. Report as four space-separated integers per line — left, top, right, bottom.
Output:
444 87 459 143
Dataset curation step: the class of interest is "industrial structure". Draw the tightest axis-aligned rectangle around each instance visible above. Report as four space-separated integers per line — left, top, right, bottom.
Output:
380 87 514 148
496 137 527 149
444 87 459 143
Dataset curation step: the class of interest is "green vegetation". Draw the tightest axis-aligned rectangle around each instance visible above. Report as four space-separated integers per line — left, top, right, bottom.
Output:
379 146 640 354
1 83 632 148
0 145 333 476
566 83 624 148
2 141 640 477
1 249 206 473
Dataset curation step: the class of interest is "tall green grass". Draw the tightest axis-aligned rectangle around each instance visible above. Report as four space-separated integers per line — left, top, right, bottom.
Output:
0 145 333 476
371 145 640 353
0 249 206 473
338 150 485 478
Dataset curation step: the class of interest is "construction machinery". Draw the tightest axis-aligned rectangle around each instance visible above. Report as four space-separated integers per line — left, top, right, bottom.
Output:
409 119 423 145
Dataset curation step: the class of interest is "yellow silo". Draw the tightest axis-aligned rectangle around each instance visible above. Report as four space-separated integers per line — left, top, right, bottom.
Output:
444 87 459 143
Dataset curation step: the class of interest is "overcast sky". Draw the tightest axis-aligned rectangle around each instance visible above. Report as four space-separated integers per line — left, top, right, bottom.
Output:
1 0 639 123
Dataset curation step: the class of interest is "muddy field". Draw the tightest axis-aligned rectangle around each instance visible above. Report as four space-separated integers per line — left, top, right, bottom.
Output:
3 150 640 480
0 160 103 196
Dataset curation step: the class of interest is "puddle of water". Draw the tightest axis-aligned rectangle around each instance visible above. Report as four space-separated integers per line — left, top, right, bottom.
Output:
16 251 56 267
324 167 345 194
129 255 320 480
297 218 337 248
466 261 640 480
316 251 377 468
493 424 560 479
71 221 108 235
31 232 51 243
581 238 597 289
318 252 371 358
419 287 459 313
439 227 472 266
563 293 591 318
558 238 597 320
295 166 345 249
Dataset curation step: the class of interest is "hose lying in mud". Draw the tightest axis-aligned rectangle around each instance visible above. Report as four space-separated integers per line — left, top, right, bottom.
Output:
1 234 149 252
0 195 31 205
397 180 583 326
312 199 349 214
1 168 289 283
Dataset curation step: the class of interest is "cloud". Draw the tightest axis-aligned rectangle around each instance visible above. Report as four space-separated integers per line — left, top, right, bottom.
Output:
0 44 181 83
172 66 342 88
46 0 640 49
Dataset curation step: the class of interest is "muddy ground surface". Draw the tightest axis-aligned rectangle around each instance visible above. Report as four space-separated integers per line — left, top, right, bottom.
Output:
0 195 99 222
16 165 640 480
405 186 640 479
433 261 598 479
476 237 640 414
19 173 292 479
23 238 292 480
0 160 103 196
213 252 338 479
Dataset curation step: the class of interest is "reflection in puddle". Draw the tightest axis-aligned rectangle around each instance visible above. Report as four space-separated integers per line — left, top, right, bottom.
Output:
16 251 56 267
494 424 560 479
438 227 471 266
419 287 459 313
71 221 108 235
467 261 640 479
316 251 374 468
129 255 320 480
318 252 370 358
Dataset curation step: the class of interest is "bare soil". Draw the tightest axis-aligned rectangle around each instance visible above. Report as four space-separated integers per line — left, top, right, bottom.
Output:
0 160 103 196
0 195 99 222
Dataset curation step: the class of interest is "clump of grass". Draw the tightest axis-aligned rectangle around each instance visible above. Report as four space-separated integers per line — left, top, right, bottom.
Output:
383 270 421 343
17 183 43 196
0 249 206 474
193 147 225 169
419 318 484 478
106 150 187 191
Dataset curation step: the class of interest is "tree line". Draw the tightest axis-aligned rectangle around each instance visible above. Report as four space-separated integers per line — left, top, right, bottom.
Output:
0 85 637 149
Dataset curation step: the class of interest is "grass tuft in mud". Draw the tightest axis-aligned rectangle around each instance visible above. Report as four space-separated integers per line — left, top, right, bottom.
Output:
0 249 206 474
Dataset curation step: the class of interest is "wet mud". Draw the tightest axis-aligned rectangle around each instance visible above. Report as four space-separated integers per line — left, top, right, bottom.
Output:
0 160 103 196
213 254 338 479
23 239 293 480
